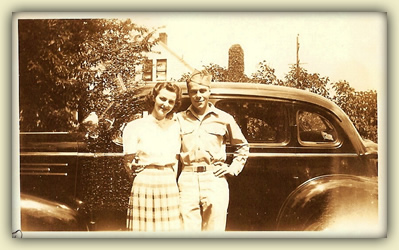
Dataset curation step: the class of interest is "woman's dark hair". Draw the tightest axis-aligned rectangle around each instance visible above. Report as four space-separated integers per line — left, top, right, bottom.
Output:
145 82 182 118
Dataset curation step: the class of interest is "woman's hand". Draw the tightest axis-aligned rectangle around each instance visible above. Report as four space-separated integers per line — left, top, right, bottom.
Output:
131 164 145 175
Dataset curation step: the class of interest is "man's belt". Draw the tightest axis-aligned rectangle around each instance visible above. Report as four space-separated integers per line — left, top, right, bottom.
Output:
182 164 220 173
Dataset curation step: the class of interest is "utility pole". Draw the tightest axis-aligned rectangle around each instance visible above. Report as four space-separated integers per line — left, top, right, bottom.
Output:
289 34 306 87
296 34 300 85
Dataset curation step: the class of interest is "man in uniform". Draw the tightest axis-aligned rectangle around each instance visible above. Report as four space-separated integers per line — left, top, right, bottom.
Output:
177 69 249 231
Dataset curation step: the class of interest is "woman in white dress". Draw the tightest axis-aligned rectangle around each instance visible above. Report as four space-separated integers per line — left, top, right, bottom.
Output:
123 82 182 231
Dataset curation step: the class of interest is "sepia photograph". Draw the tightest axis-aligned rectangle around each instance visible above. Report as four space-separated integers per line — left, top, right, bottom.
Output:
12 12 386 238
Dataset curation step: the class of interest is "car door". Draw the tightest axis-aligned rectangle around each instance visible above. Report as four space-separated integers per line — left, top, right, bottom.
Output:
292 102 369 180
215 96 367 231
19 132 81 204
215 97 293 230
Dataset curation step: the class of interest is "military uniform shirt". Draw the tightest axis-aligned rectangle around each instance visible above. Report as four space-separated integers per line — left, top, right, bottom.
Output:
177 103 249 176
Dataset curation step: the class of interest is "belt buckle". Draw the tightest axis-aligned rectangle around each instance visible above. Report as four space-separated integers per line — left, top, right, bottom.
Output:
196 166 206 172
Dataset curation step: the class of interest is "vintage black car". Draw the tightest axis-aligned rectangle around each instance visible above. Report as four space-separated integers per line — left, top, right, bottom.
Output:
19 82 378 232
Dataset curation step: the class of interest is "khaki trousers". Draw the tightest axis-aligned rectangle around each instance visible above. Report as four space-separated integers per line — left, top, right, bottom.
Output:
178 171 229 231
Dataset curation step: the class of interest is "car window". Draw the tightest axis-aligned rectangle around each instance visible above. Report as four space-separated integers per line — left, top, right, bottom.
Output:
216 100 288 144
297 110 338 144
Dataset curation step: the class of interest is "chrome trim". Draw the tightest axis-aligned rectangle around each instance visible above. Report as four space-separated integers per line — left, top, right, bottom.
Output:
247 143 289 148
20 152 125 157
20 167 50 172
21 163 69 167
77 152 125 157
20 152 78 156
20 152 358 158
247 152 358 158
19 132 70 135
20 173 68 176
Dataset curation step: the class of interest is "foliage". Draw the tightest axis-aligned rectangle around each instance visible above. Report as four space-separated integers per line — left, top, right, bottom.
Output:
85 87 148 146
192 59 377 143
79 85 150 208
18 19 159 132
80 157 131 214
18 19 161 214
196 63 250 83
250 60 283 85
227 44 245 82
184 44 250 83
284 65 330 99
178 62 251 83
204 63 228 82
18 19 379 214
177 64 230 83
331 81 378 142
176 72 191 82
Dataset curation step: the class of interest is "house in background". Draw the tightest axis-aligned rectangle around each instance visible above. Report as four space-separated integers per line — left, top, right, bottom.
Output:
136 33 194 82
79 33 192 125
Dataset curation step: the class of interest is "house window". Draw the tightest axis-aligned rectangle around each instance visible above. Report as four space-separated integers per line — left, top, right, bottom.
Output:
143 59 153 81
156 59 167 81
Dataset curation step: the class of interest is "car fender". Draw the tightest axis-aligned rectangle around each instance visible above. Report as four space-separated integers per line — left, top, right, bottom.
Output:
20 193 89 231
276 174 378 231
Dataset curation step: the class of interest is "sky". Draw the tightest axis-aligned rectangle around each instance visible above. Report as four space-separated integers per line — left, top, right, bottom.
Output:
129 12 386 92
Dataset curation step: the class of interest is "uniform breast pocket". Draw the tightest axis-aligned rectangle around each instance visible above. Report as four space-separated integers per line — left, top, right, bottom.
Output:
204 124 226 140
180 128 194 140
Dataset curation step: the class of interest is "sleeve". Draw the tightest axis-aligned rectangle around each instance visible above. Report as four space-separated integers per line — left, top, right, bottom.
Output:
227 115 249 176
122 121 139 155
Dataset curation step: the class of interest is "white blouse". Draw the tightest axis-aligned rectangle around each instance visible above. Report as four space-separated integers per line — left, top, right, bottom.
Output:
122 114 181 168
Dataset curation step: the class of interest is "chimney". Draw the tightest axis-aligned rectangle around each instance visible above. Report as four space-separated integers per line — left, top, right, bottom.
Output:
159 33 167 45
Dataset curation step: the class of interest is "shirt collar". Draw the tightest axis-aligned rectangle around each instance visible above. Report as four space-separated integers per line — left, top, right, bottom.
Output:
187 102 219 119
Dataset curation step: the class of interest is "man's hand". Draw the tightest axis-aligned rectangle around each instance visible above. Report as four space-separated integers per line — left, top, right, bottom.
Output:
213 163 235 177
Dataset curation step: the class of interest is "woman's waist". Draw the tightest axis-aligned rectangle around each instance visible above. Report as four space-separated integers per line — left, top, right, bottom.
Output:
143 163 175 170
135 152 179 163
132 163 175 171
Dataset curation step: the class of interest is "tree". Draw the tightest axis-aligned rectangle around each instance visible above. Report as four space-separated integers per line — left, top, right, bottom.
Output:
177 47 377 143
177 63 229 83
227 44 245 82
176 72 191 82
18 19 159 132
19 19 163 215
178 62 246 83
250 60 283 85
193 63 250 83
204 63 229 82
331 80 377 142
284 65 331 99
